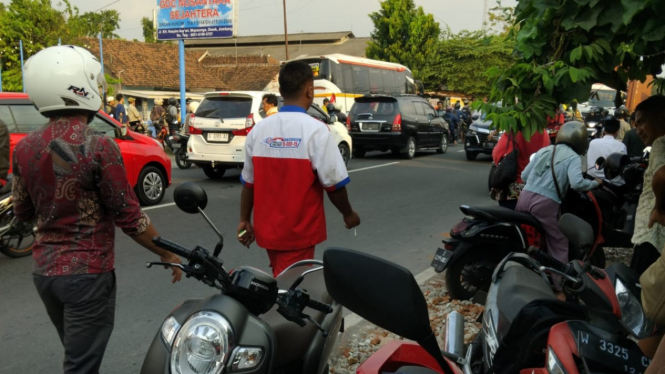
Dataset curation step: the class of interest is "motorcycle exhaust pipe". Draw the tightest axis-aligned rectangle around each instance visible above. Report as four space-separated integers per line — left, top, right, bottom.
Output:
444 311 465 359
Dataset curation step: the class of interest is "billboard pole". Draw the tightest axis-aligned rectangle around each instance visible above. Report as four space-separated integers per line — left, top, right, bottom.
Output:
283 0 289 60
179 39 186 128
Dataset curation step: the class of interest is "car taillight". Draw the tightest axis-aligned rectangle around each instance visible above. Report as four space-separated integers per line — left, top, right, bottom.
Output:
189 125 203 135
346 115 351 131
232 127 252 136
245 113 255 128
392 114 402 132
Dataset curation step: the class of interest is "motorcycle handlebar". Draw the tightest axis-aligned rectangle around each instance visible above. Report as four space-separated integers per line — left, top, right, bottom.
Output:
527 246 575 277
152 237 192 259
306 298 333 314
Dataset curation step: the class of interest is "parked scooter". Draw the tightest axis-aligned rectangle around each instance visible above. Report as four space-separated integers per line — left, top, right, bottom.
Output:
324 215 654 374
140 183 342 374
432 151 647 301
0 179 36 258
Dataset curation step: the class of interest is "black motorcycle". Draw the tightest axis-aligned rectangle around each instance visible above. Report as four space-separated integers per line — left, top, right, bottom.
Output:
167 133 192 169
432 151 647 301
140 183 342 374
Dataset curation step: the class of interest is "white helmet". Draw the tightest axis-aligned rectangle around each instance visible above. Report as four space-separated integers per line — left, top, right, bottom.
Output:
189 101 200 113
24 45 107 114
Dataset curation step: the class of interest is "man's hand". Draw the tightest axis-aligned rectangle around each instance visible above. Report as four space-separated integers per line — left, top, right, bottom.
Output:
160 252 183 283
237 221 255 248
344 211 361 229
649 208 665 229
594 178 604 186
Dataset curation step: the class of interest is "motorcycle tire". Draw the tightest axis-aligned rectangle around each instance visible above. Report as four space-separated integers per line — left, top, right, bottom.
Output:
445 248 506 301
175 148 192 169
0 222 35 258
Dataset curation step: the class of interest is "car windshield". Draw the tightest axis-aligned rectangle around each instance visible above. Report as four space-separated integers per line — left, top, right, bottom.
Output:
196 97 252 119
588 90 616 108
351 100 398 119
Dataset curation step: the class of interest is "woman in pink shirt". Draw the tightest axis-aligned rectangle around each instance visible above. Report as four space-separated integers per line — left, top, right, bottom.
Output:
490 129 551 209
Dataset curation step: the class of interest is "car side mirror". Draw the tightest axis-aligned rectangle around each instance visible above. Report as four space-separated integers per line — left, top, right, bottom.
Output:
173 182 208 214
595 157 605 170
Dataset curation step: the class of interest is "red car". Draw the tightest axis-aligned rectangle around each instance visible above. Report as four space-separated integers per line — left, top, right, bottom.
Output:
0 93 171 206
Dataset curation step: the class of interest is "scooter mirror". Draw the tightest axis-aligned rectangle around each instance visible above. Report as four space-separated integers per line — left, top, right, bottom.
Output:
323 248 432 341
595 157 605 170
173 182 208 214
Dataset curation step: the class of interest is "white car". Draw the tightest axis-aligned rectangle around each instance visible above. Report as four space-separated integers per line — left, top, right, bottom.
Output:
187 92 352 179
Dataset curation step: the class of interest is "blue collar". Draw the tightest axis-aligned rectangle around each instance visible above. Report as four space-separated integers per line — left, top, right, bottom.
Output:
279 105 307 113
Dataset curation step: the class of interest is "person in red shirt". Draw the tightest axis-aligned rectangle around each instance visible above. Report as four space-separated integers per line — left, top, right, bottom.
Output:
237 61 361 277
490 129 551 210
13 45 182 374
546 107 566 142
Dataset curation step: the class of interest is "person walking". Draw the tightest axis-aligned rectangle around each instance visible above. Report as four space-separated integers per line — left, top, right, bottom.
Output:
104 96 116 119
616 106 632 141
165 98 179 135
237 61 360 277
630 95 665 276
623 112 647 158
517 121 602 294
114 94 128 130
262 94 279 118
13 45 182 374
491 129 551 210
127 97 143 133
443 106 459 145
150 98 166 138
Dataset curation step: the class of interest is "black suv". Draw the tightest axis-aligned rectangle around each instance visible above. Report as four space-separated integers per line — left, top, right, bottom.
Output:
347 95 450 159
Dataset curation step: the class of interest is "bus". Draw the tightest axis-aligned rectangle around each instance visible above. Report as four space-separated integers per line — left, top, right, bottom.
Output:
286 54 417 113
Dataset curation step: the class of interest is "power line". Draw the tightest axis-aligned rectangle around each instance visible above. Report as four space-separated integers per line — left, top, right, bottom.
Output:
92 0 121 13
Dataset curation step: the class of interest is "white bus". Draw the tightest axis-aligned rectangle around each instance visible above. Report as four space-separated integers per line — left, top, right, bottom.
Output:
286 54 416 113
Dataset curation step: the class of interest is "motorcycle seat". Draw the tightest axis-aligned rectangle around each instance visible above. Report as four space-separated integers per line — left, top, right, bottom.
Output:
460 205 544 233
259 265 334 369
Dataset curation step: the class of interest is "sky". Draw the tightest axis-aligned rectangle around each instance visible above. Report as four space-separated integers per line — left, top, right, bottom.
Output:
0 0 518 41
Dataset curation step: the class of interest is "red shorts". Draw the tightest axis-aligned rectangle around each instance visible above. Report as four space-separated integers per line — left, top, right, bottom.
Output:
266 247 315 277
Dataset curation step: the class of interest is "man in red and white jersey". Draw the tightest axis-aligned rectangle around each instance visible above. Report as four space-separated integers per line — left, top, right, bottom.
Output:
238 61 361 277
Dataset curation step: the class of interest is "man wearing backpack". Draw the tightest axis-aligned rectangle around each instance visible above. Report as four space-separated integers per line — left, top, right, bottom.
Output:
165 98 179 135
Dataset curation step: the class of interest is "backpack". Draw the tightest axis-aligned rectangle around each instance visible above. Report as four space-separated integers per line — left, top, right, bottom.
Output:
165 106 176 124
489 133 519 190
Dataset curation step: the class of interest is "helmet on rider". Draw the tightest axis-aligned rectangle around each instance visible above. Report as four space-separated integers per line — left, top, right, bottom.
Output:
556 121 589 155
168 97 177 106
188 101 200 114
615 106 628 118
454 102 461 110
24 45 107 121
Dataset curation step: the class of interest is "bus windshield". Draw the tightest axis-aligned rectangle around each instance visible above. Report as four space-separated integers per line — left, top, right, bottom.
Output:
302 58 331 81
588 89 616 107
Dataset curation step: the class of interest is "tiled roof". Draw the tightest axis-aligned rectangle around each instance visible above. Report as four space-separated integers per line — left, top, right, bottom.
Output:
82 38 280 92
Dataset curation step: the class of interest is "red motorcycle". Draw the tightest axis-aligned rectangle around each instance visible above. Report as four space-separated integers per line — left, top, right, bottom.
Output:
323 214 655 374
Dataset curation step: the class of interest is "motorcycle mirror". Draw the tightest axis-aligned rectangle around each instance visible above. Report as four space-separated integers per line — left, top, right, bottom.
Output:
173 182 208 214
558 214 594 257
595 157 605 170
323 248 453 374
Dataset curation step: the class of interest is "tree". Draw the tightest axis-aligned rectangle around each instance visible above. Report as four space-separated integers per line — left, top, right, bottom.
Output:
366 0 440 88
421 29 514 98
479 0 665 138
69 10 121 39
142 17 157 43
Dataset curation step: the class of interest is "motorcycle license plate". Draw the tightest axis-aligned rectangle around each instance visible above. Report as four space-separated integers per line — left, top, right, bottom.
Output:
207 133 229 142
171 143 181 149
431 248 453 272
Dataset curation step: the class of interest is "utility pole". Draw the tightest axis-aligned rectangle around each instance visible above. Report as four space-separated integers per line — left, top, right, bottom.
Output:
282 0 289 60
482 0 489 31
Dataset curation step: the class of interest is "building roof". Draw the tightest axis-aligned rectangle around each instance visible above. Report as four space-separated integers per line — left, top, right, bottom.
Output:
83 38 281 92
185 31 371 61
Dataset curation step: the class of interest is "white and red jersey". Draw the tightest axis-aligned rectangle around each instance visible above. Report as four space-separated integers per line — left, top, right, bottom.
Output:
240 105 350 250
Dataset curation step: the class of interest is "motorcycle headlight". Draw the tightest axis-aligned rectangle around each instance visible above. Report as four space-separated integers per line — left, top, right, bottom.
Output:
171 311 234 374
546 347 569 374
586 121 597 128
616 279 653 339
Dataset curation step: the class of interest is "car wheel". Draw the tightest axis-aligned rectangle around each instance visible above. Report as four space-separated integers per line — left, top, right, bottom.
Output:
136 166 166 206
338 143 350 166
401 136 416 159
436 134 448 154
353 148 366 158
203 165 226 179
466 151 478 161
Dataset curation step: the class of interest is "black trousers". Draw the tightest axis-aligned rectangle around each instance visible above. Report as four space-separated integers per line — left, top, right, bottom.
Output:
631 242 661 276
33 272 116 374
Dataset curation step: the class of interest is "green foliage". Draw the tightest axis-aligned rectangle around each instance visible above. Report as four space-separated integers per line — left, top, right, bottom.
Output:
105 73 121 96
421 29 515 98
365 0 440 85
479 0 665 137
0 0 121 92
142 17 157 43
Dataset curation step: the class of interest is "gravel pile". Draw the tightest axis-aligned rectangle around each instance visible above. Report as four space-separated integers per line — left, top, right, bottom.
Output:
329 274 483 374
604 246 633 266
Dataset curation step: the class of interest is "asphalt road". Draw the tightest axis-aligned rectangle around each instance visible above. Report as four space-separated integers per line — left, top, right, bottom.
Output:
0 147 495 373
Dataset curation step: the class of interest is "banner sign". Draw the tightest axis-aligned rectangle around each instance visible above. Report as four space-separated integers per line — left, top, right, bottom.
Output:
157 0 238 40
